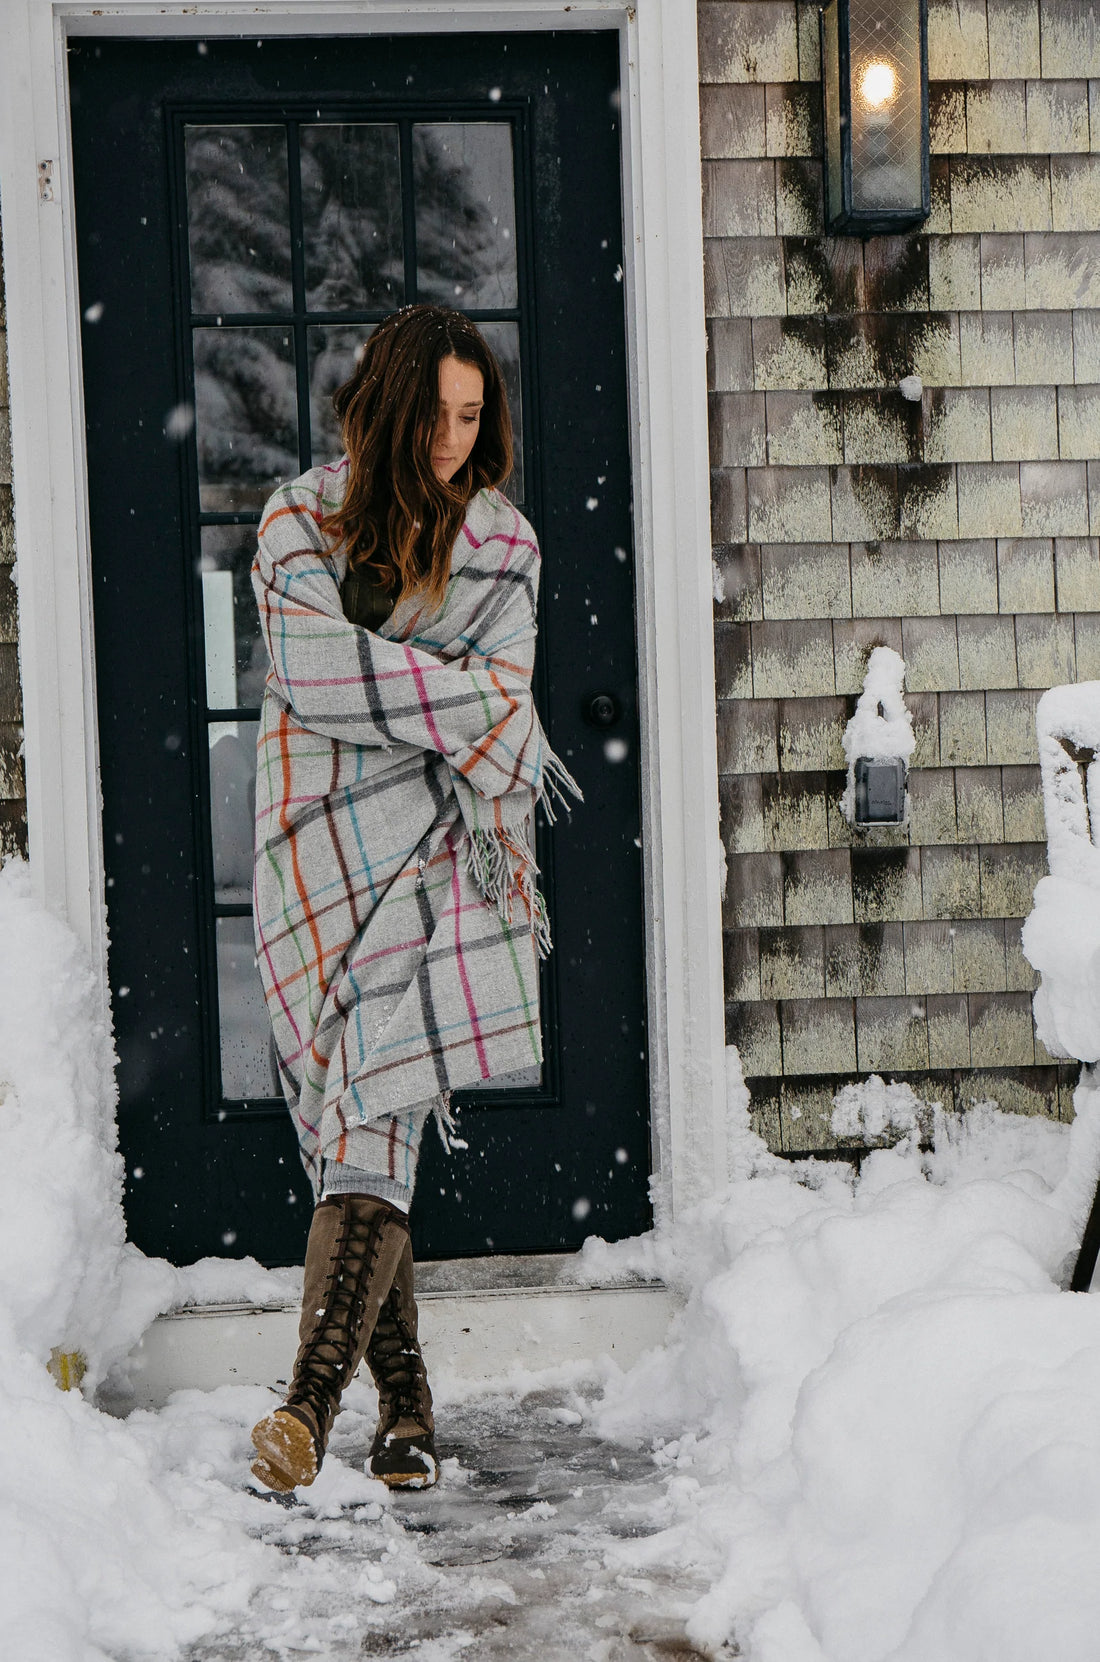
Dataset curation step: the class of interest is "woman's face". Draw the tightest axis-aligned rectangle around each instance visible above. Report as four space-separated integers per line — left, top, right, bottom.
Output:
431 356 484 483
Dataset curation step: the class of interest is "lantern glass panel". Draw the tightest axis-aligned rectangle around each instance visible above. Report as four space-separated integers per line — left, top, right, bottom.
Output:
849 0 923 213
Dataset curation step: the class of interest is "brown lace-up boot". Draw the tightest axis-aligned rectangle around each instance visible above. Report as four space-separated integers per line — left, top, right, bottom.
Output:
250 1194 409 1493
366 1232 439 1489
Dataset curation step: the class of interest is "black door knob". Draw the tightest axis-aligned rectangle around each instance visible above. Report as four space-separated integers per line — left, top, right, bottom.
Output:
586 693 620 727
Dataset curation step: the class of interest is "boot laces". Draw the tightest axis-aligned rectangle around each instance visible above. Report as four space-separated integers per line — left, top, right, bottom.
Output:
370 1307 428 1426
288 1208 388 1431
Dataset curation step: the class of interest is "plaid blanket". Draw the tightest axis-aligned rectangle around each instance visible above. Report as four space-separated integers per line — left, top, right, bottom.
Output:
252 458 580 1193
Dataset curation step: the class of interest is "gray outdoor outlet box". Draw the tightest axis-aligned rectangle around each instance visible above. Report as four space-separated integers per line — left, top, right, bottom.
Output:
853 757 908 826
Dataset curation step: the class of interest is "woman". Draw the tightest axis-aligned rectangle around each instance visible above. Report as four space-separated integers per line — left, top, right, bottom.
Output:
247 305 579 1495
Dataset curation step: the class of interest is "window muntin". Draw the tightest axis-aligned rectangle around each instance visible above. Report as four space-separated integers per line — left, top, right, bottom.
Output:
180 112 533 1110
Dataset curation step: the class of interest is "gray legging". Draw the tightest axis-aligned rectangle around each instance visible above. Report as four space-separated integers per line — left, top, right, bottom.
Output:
321 1101 433 1213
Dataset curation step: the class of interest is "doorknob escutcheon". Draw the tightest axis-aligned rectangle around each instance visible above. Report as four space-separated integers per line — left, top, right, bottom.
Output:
585 693 621 727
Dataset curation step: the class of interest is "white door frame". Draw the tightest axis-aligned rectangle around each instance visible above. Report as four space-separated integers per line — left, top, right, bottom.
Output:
0 0 728 1225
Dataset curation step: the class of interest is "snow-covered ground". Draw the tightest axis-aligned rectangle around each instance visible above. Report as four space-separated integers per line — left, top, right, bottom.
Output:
9 854 1100 1660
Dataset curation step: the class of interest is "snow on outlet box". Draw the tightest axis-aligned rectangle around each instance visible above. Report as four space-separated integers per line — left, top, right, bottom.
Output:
841 645 915 829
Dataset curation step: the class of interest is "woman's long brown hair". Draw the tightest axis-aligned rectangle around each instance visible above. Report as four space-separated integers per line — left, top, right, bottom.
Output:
320 305 514 610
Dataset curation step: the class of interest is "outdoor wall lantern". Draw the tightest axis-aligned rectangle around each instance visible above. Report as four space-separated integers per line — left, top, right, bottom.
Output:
820 0 930 236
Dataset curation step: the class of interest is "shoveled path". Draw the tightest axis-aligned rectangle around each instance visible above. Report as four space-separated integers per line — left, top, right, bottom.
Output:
180 1380 735 1660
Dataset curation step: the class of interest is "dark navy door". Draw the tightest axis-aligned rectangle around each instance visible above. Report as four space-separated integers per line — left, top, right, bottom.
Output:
68 31 649 1265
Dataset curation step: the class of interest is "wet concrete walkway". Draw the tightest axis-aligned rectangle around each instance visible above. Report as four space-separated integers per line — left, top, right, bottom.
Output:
179 1381 736 1660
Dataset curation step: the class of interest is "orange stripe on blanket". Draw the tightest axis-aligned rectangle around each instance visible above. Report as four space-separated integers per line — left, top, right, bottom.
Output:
455 668 525 779
259 501 325 534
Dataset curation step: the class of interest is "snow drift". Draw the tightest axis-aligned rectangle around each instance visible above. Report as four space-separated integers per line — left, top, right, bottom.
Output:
578 1051 1100 1661
0 861 285 1661
0 857 132 1380
7 856 1100 1660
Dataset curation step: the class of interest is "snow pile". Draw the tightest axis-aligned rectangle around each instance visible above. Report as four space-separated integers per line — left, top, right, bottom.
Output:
831 1074 930 1143
0 855 299 1353
839 646 914 825
0 857 131 1380
1 1353 273 1662
0 860 301 1660
10 849 1100 1660
1022 681 1100 1062
578 1049 1100 1662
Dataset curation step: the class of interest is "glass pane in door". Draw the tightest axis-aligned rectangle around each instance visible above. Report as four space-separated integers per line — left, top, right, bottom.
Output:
300 124 404 310
308 324 376 465
413 123 518 307
478 320 524 502
216 916 279 1098
185 125 293 313
193 325 299 510
200 526 269 708
183 110 531 1112
209 721 258 903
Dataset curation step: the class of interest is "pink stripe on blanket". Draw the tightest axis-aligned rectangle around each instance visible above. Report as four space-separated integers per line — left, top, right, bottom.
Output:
404 646 449 754
279 660 456 690
351 932 433 968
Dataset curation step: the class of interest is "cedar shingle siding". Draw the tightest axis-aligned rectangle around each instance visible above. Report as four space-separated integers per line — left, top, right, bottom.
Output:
706 0 1099 1146
0 233 24 861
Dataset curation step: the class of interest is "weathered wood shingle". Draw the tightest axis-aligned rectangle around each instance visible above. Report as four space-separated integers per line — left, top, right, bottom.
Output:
707 0 1100 1144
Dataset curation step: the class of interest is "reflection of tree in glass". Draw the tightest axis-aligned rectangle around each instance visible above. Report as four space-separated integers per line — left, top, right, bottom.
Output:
210 729 258 896
185 120 522 507
300 127 404 312
194 328 298 511
308 326 375 466
475 322 524 502
414 124 518 309
185 126 292 314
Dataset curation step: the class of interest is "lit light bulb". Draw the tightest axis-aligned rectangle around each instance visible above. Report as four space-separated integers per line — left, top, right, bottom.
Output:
860 59 898 109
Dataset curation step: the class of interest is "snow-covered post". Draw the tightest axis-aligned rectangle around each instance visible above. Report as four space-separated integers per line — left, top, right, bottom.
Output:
1022 683 1100 1291
1022 682 1100 1065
